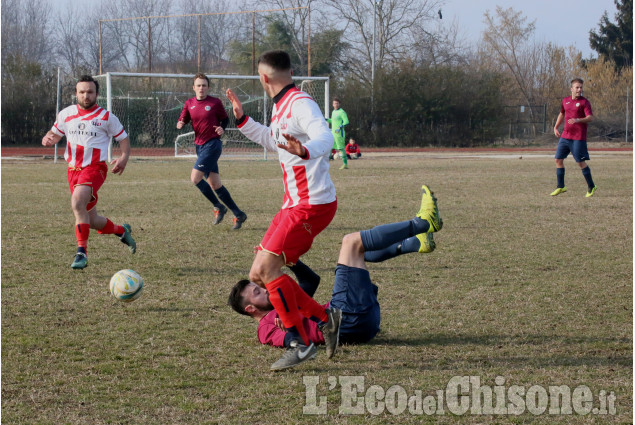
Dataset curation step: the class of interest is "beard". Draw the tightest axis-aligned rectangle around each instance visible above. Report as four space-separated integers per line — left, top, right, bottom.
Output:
78 98 96 110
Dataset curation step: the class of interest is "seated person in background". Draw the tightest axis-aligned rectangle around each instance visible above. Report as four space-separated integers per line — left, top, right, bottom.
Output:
228 185 443 351
345 138 362 159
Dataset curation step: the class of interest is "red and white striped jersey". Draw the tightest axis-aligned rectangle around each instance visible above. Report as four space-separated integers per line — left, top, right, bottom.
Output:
237 85 336 208
51 104 128 168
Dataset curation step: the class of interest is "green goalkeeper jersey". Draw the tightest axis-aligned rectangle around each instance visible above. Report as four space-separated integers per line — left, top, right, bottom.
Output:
327 108 349 147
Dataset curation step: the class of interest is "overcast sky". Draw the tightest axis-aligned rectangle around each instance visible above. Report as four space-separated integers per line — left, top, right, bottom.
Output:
441 0 617 57
47 0 617 58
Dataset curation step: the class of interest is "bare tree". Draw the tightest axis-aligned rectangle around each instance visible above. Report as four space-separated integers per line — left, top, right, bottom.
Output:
55 7 89 74
482 6 548 135
2 0 53 65
244 0 321 74
320 0 443 84
410 16 469 67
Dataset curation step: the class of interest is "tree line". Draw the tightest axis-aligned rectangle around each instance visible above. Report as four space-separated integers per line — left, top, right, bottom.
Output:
2 0 632 146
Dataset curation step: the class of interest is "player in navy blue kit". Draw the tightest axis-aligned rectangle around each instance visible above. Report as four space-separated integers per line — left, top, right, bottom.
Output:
177 73 247 229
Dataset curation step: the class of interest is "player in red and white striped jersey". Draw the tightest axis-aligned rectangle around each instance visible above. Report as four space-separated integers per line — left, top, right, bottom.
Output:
42 75 136 269
226 50 340 370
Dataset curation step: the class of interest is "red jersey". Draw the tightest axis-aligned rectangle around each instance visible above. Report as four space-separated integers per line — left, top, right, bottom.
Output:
178 96 228 145
560 95 593 141
51 104 127 168
345 143 360 155
257 305 327 348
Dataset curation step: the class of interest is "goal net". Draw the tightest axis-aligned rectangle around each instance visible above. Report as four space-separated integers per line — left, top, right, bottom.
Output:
93 73 330 159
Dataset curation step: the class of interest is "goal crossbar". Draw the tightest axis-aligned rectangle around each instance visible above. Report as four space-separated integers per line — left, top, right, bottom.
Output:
94 72 330 160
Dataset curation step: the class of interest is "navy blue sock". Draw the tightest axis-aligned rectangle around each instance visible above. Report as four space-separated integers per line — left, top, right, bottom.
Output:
283 327 306 347
195 180 221 208
289 261 321 298
360 218 429 252
581 166 595 189
215 185 242 216
364 235 422 262
556 168 565 188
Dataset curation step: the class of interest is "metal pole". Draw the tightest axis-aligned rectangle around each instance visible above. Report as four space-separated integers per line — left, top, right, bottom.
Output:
372 1 376 85
626 86 629 143
308 5 311 76
324 78 330 119
148 18 152 72
54 67 61 163
252 13 256 75
198 15 201 72
263 90 268 160
99 20 103 74
106 73 113 162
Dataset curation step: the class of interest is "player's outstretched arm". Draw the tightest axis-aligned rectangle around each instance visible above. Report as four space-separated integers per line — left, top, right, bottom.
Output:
110 137 131 175
42 131 62 147
225 89 244 119
279 133 308 158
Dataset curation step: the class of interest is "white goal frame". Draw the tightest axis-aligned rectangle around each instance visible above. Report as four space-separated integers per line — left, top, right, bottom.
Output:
94 72 330 161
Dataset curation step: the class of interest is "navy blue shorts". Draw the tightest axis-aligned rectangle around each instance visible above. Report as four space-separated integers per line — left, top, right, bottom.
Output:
555 138 590 162
329 265 380 344
194 139 222 175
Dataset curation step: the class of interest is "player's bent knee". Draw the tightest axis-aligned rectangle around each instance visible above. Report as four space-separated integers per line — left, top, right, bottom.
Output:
342 232 363 254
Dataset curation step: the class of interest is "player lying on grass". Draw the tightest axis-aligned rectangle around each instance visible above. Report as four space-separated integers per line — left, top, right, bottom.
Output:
228 185 442 367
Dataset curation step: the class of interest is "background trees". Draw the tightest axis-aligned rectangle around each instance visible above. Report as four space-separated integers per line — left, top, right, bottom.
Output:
589 0 633 71
1 0 631 146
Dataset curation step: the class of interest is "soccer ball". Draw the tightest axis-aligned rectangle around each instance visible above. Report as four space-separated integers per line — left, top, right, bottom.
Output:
109 269 144 302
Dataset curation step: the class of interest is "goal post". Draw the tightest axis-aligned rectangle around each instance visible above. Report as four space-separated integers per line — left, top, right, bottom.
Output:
93 72 330 160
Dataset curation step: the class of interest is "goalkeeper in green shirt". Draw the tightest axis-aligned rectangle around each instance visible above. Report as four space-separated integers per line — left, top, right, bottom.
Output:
327 97 350 169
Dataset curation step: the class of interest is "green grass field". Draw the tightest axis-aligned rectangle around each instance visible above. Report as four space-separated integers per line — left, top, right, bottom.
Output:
2 151 632 424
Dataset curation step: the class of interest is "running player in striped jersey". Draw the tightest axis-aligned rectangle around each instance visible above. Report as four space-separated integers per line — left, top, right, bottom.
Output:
226 50 341 370
42 75 136 269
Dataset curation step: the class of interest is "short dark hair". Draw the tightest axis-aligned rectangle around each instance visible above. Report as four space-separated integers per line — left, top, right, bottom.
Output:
333 97 341 103
258 50 291 72
571 78 584 86
228 279 252 316
77 75 99 94
193 73 210 85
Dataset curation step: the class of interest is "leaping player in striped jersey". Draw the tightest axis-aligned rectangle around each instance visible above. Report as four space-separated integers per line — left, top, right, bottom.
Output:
42 75 136 270
226 50 341 371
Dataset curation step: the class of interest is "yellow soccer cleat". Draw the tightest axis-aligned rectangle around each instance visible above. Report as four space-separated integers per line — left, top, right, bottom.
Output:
417 185 443 233
417 233 436 253
585 186 597 198
550 187 567 196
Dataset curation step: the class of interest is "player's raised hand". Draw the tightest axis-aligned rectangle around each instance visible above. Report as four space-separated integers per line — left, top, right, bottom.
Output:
278 133 307 158
225 89 244 119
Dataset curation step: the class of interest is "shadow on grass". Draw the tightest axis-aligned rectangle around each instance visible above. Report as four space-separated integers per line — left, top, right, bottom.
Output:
364 333 632 367
373 333 631 347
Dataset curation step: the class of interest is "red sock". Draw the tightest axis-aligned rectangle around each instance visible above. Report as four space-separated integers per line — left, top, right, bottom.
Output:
75 223 90 249
291 280 328 323
97 219 124 235
266 274 310 345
